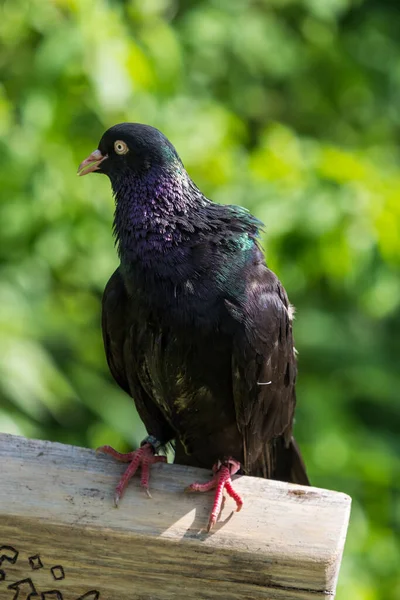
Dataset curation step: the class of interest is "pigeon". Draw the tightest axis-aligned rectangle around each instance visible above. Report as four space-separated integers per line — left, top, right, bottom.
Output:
78 123 309 531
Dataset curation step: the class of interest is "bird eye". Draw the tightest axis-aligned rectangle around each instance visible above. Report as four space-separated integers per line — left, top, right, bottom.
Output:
114 140 129 155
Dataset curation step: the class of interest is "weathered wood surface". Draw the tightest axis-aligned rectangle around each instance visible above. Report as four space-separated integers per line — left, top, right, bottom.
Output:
0 433 351 600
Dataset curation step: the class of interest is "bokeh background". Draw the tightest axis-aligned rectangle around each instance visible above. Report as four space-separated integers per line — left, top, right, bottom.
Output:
1 0 399 597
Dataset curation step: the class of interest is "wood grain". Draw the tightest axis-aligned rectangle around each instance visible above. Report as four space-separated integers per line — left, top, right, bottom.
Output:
0 433 351 599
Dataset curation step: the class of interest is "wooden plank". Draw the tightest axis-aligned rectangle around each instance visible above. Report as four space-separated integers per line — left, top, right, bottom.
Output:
0 433 350 600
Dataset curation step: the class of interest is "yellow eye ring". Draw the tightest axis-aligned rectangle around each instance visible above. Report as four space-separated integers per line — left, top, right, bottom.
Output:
114 140 129 155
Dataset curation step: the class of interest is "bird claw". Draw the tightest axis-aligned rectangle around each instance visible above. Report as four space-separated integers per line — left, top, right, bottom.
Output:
184 485 198 493
97 441 164 505
187 458 243 531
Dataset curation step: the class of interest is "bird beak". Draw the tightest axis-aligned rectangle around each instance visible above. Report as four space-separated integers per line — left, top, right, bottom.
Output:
77 149 108 176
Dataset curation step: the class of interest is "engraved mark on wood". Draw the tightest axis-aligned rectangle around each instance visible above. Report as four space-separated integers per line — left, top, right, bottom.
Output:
0 543 100 600
41 591 63 599
0 545 19 581
50 566 65 581
29 555 44 571
7 577 37 600
76 592 100 600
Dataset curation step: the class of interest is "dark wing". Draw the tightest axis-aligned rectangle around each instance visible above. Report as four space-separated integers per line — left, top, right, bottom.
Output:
226 248 308 483
102 269 130 395
102 268 174 444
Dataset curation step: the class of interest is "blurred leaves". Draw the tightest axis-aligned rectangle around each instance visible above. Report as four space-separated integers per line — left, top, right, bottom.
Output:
0 0 399 598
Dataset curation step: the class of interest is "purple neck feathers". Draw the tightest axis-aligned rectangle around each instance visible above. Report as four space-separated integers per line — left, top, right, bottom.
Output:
112 166 204 266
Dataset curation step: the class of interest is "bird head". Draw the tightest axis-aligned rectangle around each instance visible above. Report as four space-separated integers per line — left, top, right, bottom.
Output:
77 123 182 184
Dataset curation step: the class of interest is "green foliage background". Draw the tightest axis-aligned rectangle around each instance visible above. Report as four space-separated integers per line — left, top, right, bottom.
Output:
1 1 399 597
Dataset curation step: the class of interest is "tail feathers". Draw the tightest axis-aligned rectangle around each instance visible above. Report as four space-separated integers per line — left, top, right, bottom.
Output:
251 436 310 486
277 436 310 486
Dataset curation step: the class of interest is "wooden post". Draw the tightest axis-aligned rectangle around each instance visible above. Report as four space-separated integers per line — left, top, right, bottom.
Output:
0 433 350 599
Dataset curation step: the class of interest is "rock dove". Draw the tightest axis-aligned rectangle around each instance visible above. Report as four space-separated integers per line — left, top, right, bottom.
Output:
78 123 309 531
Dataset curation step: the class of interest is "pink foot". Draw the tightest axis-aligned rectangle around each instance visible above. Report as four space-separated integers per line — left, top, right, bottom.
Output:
186 458 243 531
97 440 166 506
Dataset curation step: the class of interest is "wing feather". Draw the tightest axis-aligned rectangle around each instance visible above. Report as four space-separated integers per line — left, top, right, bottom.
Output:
102 268 174 444
226 254 297 475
